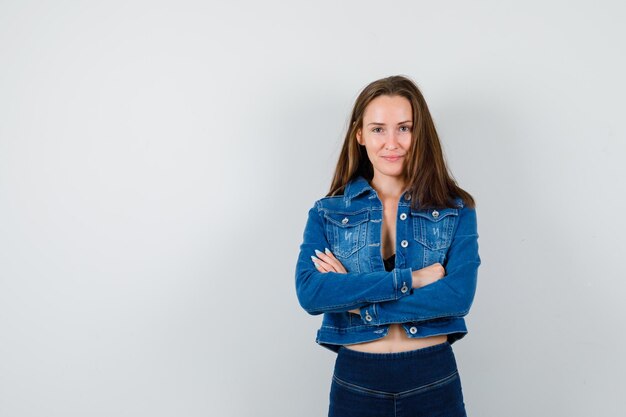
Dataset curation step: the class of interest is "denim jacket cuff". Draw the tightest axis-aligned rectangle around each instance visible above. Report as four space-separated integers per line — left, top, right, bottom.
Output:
360 304 377 324
359 267 412 324
395 267 413 299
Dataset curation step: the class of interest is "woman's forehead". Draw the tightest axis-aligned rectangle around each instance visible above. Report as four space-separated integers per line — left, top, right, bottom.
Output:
363 96 413 123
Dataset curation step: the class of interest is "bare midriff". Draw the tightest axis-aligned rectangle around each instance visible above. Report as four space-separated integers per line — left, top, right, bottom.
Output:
343 191 448 353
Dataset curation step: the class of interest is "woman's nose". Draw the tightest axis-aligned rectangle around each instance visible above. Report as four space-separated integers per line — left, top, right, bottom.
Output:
386 132 400 148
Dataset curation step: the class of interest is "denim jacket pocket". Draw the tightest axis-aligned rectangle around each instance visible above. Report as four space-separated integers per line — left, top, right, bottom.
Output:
322 209 369 258
411 208 458 265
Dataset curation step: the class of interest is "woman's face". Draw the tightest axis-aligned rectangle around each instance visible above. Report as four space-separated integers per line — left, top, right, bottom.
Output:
356 94 413 180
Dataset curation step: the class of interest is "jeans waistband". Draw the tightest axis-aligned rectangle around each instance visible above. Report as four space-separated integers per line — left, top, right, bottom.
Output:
333 341 457 393
337 340 451 360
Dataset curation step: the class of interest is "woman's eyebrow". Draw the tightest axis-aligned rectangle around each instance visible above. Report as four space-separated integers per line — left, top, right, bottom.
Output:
367 120 412 126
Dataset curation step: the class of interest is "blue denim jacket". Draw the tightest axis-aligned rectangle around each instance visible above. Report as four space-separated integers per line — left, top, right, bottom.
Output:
295 175 481 353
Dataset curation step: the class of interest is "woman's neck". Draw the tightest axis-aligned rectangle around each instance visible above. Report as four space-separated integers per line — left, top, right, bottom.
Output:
370 175 406 201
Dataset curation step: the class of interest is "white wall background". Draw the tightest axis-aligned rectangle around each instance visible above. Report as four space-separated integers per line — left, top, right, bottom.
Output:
1 1 624 416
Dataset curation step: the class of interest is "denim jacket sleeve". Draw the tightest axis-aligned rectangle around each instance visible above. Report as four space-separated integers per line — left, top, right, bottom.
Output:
295 201 414 315
357 205 481 325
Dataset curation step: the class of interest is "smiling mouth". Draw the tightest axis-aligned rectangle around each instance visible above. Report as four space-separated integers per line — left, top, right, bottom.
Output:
382 155 404 161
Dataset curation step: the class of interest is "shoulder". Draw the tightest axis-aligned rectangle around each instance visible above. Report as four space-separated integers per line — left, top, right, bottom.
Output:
315 195 346 210
454 201 479 237
304 195 347 221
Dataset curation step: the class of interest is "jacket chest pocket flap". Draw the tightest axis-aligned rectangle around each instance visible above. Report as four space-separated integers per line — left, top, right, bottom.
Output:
323 209 369 258
411 207 458 251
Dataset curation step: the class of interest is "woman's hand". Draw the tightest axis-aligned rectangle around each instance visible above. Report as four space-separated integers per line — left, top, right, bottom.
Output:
411 263 446 289
311 248 360 314
311 247 347 274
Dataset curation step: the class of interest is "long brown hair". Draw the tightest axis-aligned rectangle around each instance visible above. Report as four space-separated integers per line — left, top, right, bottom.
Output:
326 75 476 210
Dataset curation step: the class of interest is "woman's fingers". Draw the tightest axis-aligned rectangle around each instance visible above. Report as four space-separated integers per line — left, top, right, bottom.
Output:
312 250 336 273
313 258 333 273
320 248 348 273
311 248 347 273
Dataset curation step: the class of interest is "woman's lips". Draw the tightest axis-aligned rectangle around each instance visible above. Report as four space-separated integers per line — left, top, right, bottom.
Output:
382 155 403 162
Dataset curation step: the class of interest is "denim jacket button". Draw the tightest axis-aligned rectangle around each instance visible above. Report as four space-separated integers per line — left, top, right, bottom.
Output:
432 210 439 218
401 284 408 293
365 314 372 322
399 213 407 220
409 326 417 334
404 194 411 200
400 240 408 248
341 217 349 224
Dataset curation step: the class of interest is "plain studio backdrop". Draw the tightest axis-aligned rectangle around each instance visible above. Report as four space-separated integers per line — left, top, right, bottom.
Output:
1 1 624 416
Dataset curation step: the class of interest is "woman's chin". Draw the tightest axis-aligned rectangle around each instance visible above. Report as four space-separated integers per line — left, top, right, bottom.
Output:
374 167 405 178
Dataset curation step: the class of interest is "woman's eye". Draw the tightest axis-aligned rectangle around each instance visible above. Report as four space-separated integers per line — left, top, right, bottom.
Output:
372 127 383 133
400 126 411 132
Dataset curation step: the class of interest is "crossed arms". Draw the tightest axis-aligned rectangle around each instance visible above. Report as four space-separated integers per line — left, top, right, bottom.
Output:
294 201 481 325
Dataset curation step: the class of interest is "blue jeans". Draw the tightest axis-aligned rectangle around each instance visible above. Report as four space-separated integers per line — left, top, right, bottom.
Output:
328 341 467 417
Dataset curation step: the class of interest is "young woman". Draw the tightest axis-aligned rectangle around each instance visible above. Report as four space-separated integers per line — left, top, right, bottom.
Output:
295 75 481 416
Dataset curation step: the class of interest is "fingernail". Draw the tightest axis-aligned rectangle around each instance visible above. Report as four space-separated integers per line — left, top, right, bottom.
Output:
311 255 317 262
325 247 331 255
315 249 323 257
313 262 320 269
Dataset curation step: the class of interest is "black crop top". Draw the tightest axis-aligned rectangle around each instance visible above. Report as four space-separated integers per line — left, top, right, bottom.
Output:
383 253 396 272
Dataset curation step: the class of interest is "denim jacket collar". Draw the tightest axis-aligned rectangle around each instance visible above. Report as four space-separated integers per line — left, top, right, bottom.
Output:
344 175 373 203
344 175 413 205
344 175 464 209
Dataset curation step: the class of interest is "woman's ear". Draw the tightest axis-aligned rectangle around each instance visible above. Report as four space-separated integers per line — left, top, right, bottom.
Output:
356 128 362 145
